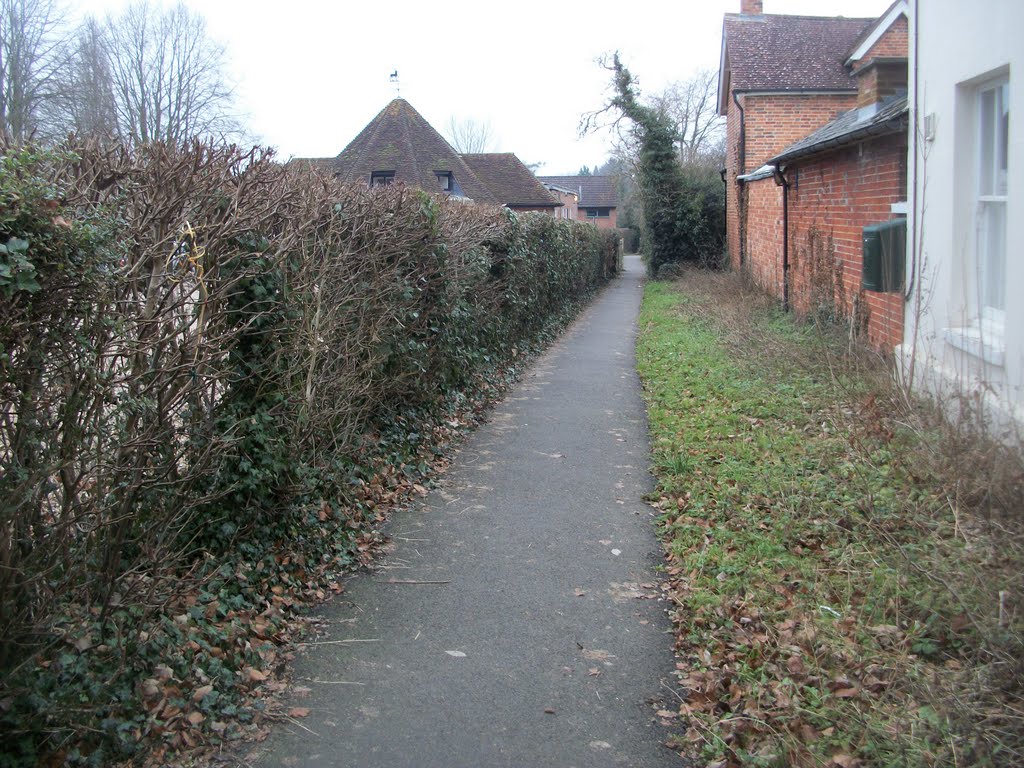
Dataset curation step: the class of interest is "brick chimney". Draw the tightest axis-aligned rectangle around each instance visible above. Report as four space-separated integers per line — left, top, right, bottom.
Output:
741 0 763 13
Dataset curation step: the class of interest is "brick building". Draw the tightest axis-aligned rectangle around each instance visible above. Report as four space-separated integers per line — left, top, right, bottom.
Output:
718 0 910 350
537 176 619 230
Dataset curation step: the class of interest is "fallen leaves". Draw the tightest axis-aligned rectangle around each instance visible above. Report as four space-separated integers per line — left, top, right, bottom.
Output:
192 684 214 702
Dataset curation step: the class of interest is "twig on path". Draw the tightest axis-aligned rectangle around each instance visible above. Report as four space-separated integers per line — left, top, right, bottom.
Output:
303 678 366 686
299 638 380 646
661 680 686 703
382 579 451 585
281 715 319 737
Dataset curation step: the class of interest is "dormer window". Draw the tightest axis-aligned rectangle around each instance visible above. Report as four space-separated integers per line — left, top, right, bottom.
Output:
370 171 395 187
436 171 453 191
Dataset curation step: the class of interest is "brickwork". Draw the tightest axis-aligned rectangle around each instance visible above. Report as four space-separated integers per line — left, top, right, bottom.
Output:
855 61 908 107
577 210 618 229
851 17 909 71
548 189 578 220
720 3 909 351
742 93 857 171
742 133 908 350
745 179 784 294
724 92 856 270
725 96 743 270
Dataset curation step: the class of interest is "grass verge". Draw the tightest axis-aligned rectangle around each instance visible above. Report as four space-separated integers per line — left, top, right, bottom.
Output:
637 269 1023 767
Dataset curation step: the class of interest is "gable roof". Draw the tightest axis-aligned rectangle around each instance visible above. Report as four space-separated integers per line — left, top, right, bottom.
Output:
845 0 908 65
330 98 497 204
537 176 618 208
718 13 872 113
769 94 908 166
461 154 558 208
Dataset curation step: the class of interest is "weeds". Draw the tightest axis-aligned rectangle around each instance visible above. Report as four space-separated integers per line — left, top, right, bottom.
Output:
638 268 1023 767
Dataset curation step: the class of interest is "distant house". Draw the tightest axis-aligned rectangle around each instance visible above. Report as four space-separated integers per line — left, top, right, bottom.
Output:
540 183 578 221
899 0 1022 433
718 0 910 350
297 98 559 215
537 176 619 229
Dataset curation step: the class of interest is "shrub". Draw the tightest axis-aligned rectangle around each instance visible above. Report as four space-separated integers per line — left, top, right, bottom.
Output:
0 138 617 764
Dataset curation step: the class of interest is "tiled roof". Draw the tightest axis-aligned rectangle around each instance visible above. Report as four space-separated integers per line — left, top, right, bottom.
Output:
537 176 618 208
461 154 558 208
769 94 908 166
288 157 337 172
722 13 871 94
327 99 498 204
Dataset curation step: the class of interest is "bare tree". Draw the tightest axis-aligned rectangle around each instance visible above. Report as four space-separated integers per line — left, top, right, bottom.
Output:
104 0 238 145
445 115 496 154
651 68 724 167
42 16 119 139
0 0 65 141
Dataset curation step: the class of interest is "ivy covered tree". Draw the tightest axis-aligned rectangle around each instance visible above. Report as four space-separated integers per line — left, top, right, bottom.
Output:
583 53 724 274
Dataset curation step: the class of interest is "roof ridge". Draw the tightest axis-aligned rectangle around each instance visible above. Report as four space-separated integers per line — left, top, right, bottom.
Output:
725 12 873 21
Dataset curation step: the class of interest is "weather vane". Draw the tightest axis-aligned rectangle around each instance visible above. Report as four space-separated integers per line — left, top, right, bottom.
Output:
390 70 400 97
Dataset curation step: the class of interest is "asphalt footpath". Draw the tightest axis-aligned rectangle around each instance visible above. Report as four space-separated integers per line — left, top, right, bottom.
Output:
250 254 681 768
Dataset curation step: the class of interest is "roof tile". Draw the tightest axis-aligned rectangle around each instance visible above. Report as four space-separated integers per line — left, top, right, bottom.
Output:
537 176 618 208
461 154 557 208
723 13 871 93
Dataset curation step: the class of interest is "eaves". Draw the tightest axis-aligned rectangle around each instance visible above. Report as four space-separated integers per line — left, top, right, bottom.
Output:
771 110 908 168
732 88 857 99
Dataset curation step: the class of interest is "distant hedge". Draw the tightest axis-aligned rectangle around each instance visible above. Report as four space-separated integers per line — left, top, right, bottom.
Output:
0 139 617 764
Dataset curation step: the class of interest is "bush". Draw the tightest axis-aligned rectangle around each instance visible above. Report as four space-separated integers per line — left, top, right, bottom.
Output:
0 138 617 764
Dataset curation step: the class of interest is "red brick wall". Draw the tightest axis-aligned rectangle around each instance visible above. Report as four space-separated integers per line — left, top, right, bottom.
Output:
851 16 909 71
725 96 743 270
742 93 857 171
779 133 908 350
746 179 784 295
855 61 908 107
575 209 618 229
511 205 560 215
724 92 857 271
549 189 578 220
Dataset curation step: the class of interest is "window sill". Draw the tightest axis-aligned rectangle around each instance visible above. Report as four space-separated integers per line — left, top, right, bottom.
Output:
944 325 1005 367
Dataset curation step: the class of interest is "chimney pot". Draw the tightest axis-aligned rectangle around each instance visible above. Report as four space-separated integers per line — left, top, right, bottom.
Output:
741 0 763 13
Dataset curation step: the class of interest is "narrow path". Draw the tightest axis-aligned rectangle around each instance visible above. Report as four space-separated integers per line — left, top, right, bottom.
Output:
252 255 679 767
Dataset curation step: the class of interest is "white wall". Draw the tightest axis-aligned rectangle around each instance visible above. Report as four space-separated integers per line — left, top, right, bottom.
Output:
901 0 1024 436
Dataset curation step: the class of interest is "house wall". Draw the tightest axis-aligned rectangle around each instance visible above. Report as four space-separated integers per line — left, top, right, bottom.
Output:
549 190 578 220
725 95 742 270
856 61 909 108
903 0 1024 433
725 92 857 270
785 133 908 350
742 94 857 171
744 179 783 295
510 205 560 216
576 209 618 230
851 16 909 72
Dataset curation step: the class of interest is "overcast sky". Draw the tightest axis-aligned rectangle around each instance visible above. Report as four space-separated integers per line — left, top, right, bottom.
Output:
73 0 894 174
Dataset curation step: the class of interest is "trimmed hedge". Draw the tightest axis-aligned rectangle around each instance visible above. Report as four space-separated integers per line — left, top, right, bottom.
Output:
0 139 617 764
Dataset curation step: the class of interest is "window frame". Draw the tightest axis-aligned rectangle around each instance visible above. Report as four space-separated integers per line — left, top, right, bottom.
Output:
944 70 1010 366
975 75 1009 324
370 171 395 187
